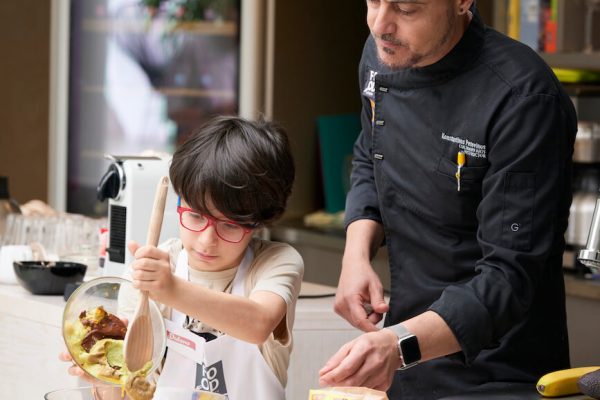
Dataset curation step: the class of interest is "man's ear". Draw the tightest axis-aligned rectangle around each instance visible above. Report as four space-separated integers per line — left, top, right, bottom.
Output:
457 0 475 15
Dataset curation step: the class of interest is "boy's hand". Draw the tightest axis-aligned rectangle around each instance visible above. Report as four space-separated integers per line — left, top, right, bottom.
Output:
128 240 177 304
59 351 97 383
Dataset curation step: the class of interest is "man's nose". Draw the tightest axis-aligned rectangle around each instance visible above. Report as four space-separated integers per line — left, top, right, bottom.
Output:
371 4 397 37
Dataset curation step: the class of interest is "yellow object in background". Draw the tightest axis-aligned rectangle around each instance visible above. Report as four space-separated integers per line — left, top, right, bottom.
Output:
303 210 345 230
507 0 520 40
309 387 388 400
455 151 466 192
536 366 600 397
552 68 600 83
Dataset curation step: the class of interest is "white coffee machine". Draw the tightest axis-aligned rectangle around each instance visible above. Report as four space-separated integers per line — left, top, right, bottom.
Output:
97 155 179 277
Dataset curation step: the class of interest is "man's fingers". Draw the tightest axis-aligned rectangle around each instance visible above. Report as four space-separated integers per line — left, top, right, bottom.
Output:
352 303 379 332
372 300 389 314
367 311 384 326
319 341 353 377
369 282 389 314
319 342 367 386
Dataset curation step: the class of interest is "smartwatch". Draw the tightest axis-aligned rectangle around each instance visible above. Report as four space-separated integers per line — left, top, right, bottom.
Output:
385 324 421 370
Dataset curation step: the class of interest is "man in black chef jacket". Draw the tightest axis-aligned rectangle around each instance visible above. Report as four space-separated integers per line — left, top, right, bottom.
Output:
318 0 577 398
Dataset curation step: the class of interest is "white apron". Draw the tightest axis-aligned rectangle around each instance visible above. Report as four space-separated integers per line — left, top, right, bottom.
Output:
156 248 285 399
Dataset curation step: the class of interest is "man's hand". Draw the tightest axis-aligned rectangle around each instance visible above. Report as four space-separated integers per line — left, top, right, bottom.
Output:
334 259 389 332
128 241 177 304
318 329 400 391
335 219 388 332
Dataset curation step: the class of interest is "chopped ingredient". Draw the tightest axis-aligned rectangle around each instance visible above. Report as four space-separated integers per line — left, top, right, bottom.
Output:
64 306 153 387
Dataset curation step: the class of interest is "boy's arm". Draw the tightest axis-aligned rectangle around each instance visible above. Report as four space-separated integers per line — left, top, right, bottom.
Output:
166 281 288 344
130 241 303 344
166 243 302 344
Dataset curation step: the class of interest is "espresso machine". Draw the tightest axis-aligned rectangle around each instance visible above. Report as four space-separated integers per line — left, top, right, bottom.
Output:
97 155 179 277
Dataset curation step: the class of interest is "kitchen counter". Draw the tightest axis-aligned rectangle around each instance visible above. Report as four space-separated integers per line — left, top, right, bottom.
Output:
1 280 599 399
0 280 357 399
0 282 81 398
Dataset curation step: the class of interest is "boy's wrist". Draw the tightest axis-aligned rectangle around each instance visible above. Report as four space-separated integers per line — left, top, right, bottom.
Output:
163 275 183 305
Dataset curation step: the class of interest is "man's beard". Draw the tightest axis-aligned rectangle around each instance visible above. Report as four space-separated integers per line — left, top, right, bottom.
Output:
375 9 457 70
376 42 424 70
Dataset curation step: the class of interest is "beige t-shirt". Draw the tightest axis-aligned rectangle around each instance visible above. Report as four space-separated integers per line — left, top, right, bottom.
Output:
119 237 304 386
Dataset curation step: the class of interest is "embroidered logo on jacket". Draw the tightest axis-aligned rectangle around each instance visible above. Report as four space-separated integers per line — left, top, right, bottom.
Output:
195 360 228 395
363 70 378 99
441 132 487 158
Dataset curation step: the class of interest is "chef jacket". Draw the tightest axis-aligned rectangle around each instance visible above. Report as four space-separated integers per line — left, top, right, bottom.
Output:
345 6 577 399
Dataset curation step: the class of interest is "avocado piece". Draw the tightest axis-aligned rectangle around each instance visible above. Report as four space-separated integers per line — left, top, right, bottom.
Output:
578 368 600 399
105 339 124 369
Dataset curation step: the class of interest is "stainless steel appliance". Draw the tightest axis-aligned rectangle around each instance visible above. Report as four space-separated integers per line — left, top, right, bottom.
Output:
567 192 597 247
578 190 600 273
97 156 179 277
574 122 600 163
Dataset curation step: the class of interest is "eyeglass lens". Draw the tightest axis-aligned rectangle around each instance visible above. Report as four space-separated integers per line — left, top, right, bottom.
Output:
181 210 245 242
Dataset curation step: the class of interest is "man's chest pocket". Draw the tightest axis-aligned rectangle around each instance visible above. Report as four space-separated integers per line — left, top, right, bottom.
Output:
434 157 488 226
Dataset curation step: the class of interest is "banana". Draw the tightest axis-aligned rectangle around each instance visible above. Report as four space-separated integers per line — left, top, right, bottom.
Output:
537 366 600 397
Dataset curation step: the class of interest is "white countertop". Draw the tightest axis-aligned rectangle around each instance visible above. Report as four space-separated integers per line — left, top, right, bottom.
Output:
0 282 66 327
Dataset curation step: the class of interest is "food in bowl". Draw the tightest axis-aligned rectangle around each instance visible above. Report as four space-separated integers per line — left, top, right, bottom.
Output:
64 306 153 383
63 277 166 399
65 306 156 399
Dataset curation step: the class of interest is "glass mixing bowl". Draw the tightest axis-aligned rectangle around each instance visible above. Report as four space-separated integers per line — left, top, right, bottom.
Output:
62 276 166 385
44 386 227 400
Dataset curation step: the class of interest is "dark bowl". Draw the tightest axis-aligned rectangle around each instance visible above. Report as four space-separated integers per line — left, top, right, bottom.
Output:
13 261 87 295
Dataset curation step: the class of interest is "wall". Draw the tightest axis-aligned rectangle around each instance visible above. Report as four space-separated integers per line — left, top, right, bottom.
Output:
0 0 50 205
271 2 369 219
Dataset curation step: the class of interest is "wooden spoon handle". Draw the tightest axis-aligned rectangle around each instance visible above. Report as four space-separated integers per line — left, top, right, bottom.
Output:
146 176 169 247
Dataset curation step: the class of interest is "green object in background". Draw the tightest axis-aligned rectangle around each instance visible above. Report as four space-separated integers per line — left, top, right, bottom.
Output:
552 68 600 83
317 114 361 213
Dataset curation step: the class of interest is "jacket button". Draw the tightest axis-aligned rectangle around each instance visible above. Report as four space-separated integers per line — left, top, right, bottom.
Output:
375 120 385 126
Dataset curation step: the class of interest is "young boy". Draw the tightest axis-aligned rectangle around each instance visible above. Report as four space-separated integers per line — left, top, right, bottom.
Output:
65 116 303 399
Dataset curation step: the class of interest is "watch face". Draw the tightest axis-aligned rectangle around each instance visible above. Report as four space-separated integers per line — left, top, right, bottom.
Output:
400 335 421 365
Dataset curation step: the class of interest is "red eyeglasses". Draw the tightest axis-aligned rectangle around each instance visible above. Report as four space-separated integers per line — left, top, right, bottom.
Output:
176 206 254 243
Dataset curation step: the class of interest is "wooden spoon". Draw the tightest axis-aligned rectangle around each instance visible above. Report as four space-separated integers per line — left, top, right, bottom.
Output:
123 176 169 372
